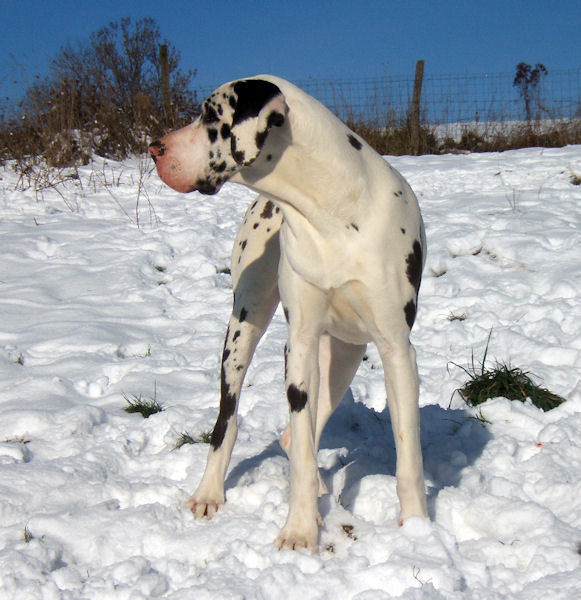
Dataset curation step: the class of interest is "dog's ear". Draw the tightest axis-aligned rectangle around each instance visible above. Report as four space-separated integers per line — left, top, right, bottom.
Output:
230 79 288 166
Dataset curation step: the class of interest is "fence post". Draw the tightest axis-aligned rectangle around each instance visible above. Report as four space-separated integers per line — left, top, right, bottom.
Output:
410 60 425 155
159 44 172 127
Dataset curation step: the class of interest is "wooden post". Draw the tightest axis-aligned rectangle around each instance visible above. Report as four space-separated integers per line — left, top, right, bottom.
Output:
410 60 425 155
159 44 172 127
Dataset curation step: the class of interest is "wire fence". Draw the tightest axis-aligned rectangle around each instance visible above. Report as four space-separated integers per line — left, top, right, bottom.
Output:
198 68 581 125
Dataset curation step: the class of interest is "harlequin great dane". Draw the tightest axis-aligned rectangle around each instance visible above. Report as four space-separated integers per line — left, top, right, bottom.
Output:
149 75 428 551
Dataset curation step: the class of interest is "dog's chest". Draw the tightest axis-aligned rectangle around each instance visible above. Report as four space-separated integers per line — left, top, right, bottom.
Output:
324 284 375 344
279 218 364 290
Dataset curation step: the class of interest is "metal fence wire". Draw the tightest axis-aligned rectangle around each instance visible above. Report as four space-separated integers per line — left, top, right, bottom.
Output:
199 68 580 125
297 68 581 124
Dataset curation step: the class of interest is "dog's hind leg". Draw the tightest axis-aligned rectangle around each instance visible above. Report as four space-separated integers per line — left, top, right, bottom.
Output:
190 196 281 518
376 330 428 524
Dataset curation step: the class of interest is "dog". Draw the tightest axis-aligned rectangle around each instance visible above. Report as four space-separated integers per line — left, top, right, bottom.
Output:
149 75 428 551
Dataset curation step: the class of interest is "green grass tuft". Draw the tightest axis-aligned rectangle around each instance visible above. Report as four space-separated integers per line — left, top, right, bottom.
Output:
457 362 565 411
198 430 213 444
123 392 164 418
450 331 565 412
174 431 197 449
174 430 213 449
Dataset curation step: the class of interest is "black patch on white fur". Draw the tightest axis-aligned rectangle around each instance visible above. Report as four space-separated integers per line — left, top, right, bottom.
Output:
230 136 245 165
347 133 362 150
260 200 275 219
195 178 222 195
404 299 417 329
232 79 282 126
202 104 220 125
406 240 423 295
211 348 237 448
207 128 218 143
287 384 308 412
220 123 231 139
255 110 284 151
255 129 268 150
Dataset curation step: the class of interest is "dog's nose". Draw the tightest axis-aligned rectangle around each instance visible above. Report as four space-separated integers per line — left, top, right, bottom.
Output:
149 140 166 163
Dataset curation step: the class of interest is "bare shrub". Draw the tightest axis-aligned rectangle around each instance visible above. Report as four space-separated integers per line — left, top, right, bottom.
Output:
0 17 200 172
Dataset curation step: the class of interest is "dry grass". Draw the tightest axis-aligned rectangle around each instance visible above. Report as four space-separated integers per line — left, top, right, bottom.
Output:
348 118 439 156
353 118 581 157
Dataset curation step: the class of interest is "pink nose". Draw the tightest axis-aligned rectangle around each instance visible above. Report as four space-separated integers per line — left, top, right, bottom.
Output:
148 139 193 192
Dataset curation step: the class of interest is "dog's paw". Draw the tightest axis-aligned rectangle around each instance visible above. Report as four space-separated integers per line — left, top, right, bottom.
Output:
276 531 317 552
276 518 319 552
186 492 224 519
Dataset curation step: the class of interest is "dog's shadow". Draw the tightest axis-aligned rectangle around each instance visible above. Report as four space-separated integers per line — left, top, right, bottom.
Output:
224 390 491 520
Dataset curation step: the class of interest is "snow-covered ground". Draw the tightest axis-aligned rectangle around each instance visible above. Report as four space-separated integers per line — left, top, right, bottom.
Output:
0 146 580 599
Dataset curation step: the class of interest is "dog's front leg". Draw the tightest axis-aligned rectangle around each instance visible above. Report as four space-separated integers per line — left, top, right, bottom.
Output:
277 266 325 551
189 313 267 518
190 197 281 519
280 334 366 496
277 332 320 551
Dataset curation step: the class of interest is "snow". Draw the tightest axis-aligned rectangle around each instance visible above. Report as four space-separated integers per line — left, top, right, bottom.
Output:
1 145 580 598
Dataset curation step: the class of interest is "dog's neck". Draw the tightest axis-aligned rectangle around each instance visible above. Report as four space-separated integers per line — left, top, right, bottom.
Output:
231 78 387 236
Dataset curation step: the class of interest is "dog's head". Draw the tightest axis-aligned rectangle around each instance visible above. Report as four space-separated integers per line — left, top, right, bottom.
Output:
149 78 288 195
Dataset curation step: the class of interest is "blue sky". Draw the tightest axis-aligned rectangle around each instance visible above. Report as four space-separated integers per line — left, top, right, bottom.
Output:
1 0 579 106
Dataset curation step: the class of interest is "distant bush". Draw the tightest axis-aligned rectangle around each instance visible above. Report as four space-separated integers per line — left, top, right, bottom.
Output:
0 17 199 170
